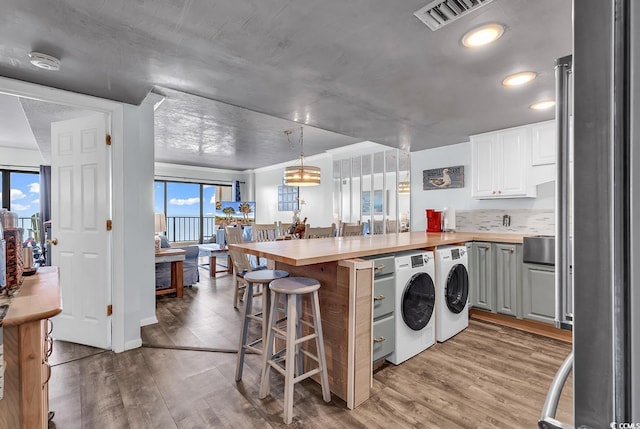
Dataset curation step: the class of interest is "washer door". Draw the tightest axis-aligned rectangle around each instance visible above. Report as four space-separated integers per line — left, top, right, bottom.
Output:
401 272 436 331
445 264 469 314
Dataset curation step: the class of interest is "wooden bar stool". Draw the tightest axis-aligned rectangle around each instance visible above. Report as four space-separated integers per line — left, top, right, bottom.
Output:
259 277 331 424
235 269 289 382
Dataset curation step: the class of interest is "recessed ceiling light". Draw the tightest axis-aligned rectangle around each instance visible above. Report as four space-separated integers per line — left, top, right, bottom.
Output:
462 24 505 48
28 52 61 71
502 71 537 87
530 100 556 110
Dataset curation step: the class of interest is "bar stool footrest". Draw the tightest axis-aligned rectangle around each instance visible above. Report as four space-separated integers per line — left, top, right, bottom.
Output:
294 332 318 345
293 367 322 384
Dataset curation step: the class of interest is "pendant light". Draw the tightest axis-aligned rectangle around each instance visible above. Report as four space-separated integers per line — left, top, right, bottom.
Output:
283 127 321 186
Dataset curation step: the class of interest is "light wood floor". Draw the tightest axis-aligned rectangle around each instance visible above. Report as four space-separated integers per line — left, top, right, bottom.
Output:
48 266 573 428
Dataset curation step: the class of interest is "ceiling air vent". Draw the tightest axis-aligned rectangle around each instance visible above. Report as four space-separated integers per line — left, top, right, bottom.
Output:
414 0 496 31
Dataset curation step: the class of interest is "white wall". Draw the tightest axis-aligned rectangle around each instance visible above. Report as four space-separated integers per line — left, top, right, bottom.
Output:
0 147 44 170
115 94 158 349
410 141 555 232
326 141 393 159
253 154 335 226
154 163 251 199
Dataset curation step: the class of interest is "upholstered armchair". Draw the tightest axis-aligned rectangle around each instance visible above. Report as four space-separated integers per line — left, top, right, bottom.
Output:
155 236 200 288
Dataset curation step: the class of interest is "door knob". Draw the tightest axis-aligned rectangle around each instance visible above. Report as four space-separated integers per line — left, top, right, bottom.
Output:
48 238 58 245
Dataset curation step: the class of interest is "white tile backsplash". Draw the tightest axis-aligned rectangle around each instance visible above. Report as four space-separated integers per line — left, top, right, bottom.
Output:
456 209 555 235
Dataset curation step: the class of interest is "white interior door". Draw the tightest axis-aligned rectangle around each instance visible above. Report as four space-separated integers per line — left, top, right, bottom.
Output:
50 114 111 349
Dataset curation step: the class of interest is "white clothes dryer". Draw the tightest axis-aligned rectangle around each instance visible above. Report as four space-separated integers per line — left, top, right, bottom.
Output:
435 245 470 342
387 250 436 365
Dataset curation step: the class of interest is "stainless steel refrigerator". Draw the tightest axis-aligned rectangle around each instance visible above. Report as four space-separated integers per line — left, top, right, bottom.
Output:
555 54 573 332
537 52 574 429
541 1 640 428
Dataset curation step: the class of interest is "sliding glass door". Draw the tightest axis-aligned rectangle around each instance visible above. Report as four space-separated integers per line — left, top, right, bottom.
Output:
154 180 231 243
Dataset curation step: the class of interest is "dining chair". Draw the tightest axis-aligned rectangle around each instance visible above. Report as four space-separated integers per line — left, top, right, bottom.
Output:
340 223 365 237
225 225 244 246
225 225 265 308
303 224 336 239
227 247 264 309
338 221 360 237
252 222 279 242
278 222 293 237
369 219 385 235
386 219 398 233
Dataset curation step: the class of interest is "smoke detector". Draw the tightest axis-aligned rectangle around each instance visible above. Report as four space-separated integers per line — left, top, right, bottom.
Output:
28 52 61 71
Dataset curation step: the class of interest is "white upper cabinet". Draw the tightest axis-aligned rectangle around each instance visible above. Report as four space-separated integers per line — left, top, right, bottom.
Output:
471 125 536 198
471 133 497 198
531 120 557 166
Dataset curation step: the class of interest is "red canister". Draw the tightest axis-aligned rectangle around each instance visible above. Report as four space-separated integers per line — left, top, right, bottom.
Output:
426 209 442 232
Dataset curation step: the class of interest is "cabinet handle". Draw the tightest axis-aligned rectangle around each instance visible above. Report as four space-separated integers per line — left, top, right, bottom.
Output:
479 245 490 250
45 336 54 360
374 337 386 343
375 264 385 271
374 295 385 301
498 190 502 194
43 362 52 387
492 190 496 195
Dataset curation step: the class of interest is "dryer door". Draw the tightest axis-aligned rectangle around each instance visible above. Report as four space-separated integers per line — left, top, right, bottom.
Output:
445 264 469 314
401 272 436 331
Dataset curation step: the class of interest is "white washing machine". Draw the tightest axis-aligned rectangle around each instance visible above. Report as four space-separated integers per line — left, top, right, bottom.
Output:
387 250 436 365
435 245 470 342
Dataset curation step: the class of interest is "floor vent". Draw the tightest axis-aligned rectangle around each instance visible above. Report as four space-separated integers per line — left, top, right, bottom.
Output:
414 0 495 31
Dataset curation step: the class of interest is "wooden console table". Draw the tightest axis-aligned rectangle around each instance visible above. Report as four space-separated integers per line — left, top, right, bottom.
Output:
0 267 62 429
155 248 186 298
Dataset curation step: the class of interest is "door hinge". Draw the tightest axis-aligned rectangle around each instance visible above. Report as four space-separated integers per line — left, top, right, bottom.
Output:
107 305 113 316
106 220 113 231
106 134 112 146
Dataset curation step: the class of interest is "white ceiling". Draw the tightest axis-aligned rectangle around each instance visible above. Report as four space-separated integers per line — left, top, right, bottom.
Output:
0 93 38 150
0 0 572 170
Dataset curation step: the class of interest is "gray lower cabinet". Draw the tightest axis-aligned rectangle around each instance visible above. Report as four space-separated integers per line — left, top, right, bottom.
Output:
469 242 522 318
469 242 495 312
522 263 556 324
369 255 395 362
494 243 522 317
372 315 395 361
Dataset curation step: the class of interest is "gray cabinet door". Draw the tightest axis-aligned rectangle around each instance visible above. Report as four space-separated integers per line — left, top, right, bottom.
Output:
369 254 395 362
495 243 521 317
522 263 555 324
470 242 495 312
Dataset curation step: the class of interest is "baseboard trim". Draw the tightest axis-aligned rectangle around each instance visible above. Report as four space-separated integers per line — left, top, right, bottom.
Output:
124 338 143 351
469 309 573 343
140 316 158 327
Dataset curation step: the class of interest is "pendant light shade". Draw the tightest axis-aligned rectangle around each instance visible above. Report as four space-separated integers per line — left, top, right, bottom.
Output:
283 127 321 186
284 163 321 186
398 181 411 194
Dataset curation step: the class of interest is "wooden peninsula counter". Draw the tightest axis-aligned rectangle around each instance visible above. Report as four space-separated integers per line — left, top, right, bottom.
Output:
230 231 525 409
0 267 62 429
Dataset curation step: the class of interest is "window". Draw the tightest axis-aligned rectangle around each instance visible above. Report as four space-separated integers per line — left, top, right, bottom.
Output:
154 180 232 243
278 185 299 211
1 170 40 233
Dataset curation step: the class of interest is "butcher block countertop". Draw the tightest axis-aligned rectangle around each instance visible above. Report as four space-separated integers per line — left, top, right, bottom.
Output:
230 231 530 267
2 266 62 327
